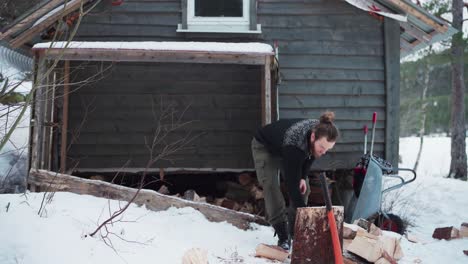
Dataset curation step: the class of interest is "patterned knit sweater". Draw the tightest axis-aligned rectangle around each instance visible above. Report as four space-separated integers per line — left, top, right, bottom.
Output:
254 119 318 208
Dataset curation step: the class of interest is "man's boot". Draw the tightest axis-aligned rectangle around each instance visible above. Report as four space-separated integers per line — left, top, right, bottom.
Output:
273 222 291 251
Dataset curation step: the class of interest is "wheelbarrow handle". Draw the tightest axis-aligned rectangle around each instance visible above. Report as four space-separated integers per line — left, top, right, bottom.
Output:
382 168 417 194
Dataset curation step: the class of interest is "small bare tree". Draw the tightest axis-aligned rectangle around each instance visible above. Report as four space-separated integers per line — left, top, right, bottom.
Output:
413 55 433 171
88 101 197 249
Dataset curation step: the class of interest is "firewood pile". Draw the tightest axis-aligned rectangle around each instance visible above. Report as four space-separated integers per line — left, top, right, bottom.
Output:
344 219 404 264
155 172 335 217
157 172 266 215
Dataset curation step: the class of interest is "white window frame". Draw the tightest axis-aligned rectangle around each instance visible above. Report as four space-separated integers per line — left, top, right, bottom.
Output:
177 0 261 33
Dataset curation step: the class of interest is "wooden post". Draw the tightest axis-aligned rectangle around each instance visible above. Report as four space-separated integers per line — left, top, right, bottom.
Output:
43 71 56 170
60 60 70 173
34 55 47 170
384 18 401 168
261 56 272 125
291 206 344 264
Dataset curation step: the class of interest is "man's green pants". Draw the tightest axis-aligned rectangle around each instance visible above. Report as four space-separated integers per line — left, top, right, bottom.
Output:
251 138 310 232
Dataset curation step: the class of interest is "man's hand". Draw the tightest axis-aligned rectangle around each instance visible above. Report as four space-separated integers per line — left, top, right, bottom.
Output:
299 179 307 195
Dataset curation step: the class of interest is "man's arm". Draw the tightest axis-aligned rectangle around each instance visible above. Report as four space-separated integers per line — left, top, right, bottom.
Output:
301 158 314 179
282 146 307 208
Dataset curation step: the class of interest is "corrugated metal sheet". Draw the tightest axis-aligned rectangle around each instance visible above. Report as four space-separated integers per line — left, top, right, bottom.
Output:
0 44 33 73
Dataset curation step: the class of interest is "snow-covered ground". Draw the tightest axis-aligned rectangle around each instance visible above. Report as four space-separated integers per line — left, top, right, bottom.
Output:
0 136 467 263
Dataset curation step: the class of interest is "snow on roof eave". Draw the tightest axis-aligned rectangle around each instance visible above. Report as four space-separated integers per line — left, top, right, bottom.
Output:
400 26 457 58
32 41 275 55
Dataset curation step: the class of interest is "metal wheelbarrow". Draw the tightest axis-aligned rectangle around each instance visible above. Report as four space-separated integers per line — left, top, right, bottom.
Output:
351 113 417 234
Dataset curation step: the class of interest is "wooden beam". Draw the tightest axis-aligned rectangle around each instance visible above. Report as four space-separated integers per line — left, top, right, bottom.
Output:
249 0 257 31
262 56 272 125
400 38 413 50
43 70 56 170
10 0 85 48
181 0 188 30
29 52 44 171
28 169 268 230
400 22 435 43
60 60 70 173
384 18 401 167
35 48 273 65
385 0 448 33
34 54 48 170
0 0 65 40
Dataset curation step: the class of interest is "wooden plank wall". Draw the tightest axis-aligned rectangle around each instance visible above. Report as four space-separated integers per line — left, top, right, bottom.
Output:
258 0 387 169
68 0 392 170
66 62 261 169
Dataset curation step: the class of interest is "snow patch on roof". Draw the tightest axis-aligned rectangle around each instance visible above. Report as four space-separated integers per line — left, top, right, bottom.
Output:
33 41 274 54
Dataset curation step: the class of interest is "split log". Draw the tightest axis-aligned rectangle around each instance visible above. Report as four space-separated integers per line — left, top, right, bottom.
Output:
460 222 468 238
344 223 365 239
369 223 383 236
347 234 383 262
250 184 264 200
375 257 392 264
354 218 371 231
157 185 170 195
28 169 268 230
182 248 208 264
238 172 253 186
255 243 289 262
432 226 460 240
291 206 344 264
217 181 251 202
183 189 201 202
343 250 370 264
347 229 403 262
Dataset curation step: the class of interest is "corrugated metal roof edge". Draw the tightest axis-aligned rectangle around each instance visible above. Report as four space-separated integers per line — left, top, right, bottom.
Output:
0 41 33 73
400 26 458 58
374 0 458 58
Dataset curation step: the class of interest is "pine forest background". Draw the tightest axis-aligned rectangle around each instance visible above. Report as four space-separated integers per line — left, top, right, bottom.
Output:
400 49 468 137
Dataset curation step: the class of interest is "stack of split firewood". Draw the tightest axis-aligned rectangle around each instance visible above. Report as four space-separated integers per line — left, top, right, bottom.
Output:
344 219 403 264
158 172 265 215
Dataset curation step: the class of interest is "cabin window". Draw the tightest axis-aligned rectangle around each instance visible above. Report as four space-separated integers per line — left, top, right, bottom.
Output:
177 0 261 33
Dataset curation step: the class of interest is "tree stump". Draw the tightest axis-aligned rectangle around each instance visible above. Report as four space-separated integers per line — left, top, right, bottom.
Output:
291 206 344 264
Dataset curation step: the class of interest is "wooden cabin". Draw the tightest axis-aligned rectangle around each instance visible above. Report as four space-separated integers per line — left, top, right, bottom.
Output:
0 0 456 176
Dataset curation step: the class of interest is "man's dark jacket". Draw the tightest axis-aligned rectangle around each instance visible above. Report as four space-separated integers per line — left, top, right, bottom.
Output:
254 119 318 208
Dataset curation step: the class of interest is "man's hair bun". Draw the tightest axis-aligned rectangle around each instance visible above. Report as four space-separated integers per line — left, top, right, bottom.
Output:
320 111 335 124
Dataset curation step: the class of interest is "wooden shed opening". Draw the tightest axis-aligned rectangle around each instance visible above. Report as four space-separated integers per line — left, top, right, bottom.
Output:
29 41 277 184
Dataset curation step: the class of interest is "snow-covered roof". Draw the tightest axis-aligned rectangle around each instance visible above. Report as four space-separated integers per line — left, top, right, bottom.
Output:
32 41 274 54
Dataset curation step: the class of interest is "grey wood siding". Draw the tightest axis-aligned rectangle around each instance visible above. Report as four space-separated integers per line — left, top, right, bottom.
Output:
68 0 396 170
67 62 261 169
260 0 387 169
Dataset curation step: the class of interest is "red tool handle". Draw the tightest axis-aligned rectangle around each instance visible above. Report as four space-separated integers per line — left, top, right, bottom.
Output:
319 173 343 264
370 112 377 155
328 211 343 264
364 125 368 134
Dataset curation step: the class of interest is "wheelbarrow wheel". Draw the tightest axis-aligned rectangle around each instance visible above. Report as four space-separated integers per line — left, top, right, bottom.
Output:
374 213 406 234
